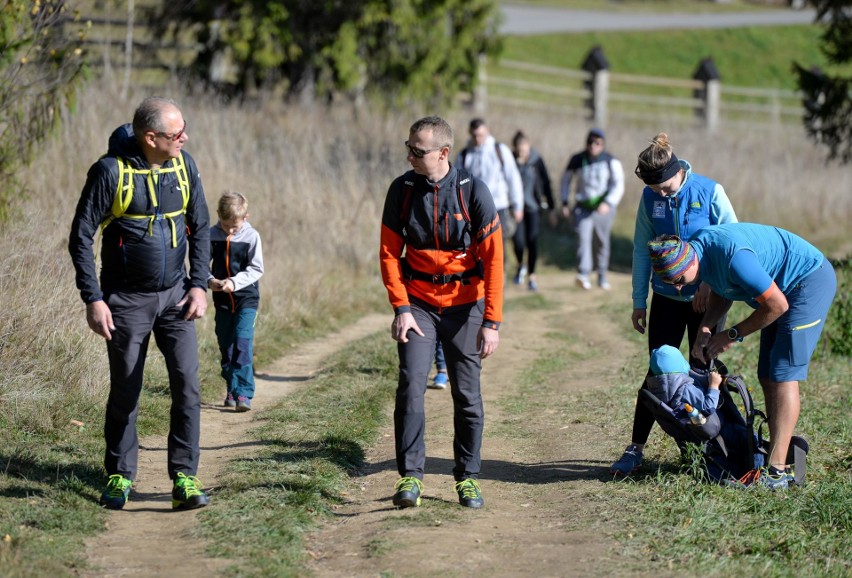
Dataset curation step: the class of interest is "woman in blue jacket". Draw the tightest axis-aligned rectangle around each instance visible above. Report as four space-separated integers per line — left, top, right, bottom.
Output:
610 132 738 476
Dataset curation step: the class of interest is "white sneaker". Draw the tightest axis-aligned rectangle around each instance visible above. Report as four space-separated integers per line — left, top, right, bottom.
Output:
575 275 592 290
599 281 611 291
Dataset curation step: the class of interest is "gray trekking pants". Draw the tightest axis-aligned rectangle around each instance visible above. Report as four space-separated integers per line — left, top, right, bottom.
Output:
103 281 202 481
573 205 616 279
394 298 485 482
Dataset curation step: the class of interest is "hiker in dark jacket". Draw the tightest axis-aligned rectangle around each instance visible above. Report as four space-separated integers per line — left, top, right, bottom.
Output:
68 96 211 511
511 130 555 292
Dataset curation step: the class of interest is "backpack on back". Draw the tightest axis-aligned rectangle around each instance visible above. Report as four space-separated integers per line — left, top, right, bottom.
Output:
639 365 809 485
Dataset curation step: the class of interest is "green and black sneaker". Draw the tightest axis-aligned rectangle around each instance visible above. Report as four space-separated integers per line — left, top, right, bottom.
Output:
455 478 484 509
392 476 423 508
172 472 210 510
100 474 132 510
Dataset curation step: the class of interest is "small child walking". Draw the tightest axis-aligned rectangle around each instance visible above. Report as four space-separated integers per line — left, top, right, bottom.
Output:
209 191 264 411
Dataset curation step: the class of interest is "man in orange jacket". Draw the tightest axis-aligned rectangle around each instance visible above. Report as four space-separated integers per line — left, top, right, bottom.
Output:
379 116 504 509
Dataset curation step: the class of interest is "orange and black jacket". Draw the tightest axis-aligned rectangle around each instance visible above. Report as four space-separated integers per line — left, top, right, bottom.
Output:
379 165 504 329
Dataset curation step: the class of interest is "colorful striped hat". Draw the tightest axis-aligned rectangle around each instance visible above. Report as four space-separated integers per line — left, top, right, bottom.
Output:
647 235 695 283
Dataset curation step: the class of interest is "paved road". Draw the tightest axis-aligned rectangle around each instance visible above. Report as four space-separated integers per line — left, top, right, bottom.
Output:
500 3 817 35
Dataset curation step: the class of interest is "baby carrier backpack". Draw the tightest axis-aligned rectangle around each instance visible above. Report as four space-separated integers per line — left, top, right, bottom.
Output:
639 361 809 485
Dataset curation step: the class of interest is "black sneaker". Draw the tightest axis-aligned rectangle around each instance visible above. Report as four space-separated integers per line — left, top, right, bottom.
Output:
455 478 484 509
100 474 132 510
392 476 423 508
172 472 210 510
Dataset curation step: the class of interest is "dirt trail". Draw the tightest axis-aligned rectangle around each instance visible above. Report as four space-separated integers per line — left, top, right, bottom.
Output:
83 270 644 577
82 313 388 577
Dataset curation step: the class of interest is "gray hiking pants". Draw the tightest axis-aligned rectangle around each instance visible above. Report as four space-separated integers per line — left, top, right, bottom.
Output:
395 298 485 482
573 205 616 279
103 281 202 481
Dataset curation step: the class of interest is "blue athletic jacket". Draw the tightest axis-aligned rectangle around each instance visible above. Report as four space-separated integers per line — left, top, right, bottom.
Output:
632 160 737 309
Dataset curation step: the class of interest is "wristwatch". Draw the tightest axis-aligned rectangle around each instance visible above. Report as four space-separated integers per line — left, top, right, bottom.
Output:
727 326 744 343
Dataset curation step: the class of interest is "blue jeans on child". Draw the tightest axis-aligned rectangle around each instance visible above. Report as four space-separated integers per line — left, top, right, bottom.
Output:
215 308 257 400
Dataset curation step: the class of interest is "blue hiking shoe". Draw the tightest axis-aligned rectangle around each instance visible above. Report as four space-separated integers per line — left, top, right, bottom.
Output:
455 478 484 509
611 444 643 475
429 371 449 390
100 474 132 510
392 476 423 508
756 466 795 490
172 472 210 510
224 393 236 407
235 396 252 412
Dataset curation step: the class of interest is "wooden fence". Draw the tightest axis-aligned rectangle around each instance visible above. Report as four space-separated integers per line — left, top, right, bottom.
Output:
475 55 804 130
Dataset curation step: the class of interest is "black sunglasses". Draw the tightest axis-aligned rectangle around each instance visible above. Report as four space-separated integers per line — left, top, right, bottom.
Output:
405 140 442 159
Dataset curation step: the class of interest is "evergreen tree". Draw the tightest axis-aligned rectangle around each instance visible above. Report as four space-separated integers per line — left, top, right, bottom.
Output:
794 0 851 163
149 0 502 107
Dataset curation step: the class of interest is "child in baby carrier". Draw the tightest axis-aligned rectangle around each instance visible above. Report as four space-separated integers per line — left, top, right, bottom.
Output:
639 345 808 489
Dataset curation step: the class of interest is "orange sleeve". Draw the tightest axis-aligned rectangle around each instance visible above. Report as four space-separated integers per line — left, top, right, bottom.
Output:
477 216 504 324
379 223 410 313
754 281 780 304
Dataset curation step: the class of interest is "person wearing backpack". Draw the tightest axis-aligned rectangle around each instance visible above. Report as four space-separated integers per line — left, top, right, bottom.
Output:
648 225 837 489
560 128 625 291
457 118 524 274
511 130 556 292
380 116 504 509
69 96 211 511
610 132 738 477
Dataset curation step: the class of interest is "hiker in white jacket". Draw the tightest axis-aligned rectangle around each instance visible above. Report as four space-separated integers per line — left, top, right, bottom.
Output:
458 118 524 240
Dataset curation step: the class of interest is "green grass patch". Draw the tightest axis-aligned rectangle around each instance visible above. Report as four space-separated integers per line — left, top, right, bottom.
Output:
194 331 397 576
501 25 842 91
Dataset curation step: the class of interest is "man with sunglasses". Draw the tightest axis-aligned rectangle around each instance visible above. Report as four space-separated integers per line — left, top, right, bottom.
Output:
380 116 503 509
648 226 836 489
69 96 211 511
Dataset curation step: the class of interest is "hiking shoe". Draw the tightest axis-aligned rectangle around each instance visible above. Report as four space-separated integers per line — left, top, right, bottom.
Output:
172 472 210 510
392 476 423 508
528 279 538 292
224 393 236 407
756 466 794 490
100 474 132 510
455 479 484 509
513 266 527 285
429 371 449 390
610 444 643 475
599 280 611 291
235 396 251 412
575 275 592 290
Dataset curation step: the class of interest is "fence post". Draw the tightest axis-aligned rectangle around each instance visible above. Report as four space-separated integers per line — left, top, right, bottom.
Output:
581 46 609 125
473 53 488 114
693 58 721 132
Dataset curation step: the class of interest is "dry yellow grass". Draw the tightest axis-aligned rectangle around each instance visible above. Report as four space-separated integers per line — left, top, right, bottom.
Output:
2 79 849 428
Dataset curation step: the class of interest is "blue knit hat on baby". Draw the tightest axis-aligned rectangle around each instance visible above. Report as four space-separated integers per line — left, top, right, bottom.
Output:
650 345 690 375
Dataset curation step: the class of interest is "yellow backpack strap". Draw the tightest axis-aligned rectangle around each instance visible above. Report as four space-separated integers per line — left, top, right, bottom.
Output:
100 154 191 247
155 153 190 246
100 157 135 231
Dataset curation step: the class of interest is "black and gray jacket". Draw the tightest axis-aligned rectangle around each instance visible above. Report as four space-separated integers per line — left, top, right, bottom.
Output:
209 221 264 312
69 123 210 303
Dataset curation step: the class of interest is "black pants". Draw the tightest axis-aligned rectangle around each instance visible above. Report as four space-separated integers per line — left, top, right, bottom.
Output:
631 292 722 445
395 298 485 481
103 281 202 480
512 209 541 275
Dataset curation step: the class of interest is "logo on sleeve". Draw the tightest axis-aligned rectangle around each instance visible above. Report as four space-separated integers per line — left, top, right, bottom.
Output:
652 201 666 219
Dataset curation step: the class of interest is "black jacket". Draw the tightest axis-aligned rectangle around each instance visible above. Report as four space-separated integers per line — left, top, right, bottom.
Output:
69 123 210 303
